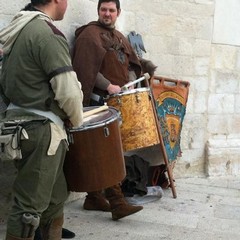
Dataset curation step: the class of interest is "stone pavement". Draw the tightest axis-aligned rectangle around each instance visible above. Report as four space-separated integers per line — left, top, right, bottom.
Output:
2 176 239 239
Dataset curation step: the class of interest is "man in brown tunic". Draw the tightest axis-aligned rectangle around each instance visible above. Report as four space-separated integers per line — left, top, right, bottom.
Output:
72 0 145 221
72 1 143 106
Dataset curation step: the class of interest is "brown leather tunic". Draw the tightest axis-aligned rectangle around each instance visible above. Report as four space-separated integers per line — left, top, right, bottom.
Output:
72 21 141 106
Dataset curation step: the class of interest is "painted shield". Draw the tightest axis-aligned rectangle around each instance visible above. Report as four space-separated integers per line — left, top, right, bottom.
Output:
151 77 190 162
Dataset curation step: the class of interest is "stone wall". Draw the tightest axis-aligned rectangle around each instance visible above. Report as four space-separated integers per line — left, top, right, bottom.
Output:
0 0 239 179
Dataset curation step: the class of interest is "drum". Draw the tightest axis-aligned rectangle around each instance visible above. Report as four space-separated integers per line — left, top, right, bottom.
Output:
64 106 126 192
105 87 159 152
150 76 190 162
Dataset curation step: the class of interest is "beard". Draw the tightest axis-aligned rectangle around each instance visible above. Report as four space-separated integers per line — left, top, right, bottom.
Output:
99 17 115 28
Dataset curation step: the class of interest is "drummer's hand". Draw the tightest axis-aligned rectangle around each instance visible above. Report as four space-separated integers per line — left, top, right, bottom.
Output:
128 83 135 90
107 83 121 94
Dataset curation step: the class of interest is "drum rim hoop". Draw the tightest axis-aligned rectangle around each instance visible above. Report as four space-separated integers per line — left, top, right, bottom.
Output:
105 87 150 98
70 107 120 132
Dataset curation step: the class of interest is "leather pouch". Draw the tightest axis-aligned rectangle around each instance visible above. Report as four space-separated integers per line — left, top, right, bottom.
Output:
0 125 28 161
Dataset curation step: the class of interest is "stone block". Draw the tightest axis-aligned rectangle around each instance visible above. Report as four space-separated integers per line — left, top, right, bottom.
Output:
208 94 234 114
215 71 239 94
193 40 211 57
207 115 229 135
174 56 194 75
206 137 240 176
194 57 210 76
211 45 237 70
236 95 240 113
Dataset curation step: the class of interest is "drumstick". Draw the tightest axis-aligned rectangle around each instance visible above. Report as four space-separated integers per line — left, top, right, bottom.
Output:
121 73 150 91
83 105 109 118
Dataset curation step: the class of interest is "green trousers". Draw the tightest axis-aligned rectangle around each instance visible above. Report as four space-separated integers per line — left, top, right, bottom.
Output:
6 121 69 237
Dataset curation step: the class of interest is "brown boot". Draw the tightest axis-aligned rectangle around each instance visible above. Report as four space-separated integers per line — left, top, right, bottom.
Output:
83 191 111 212
5 233 33 240
39 214 63 240
105 184 143 221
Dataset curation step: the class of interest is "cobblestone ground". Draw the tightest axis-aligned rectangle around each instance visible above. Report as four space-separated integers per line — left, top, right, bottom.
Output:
1 161 240 240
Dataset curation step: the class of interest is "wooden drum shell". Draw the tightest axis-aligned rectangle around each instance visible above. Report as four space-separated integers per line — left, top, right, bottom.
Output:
64 107 126 192
106 88 160 152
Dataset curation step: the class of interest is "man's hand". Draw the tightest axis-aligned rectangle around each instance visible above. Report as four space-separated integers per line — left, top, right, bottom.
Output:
128 84 134 90
107 84 122 94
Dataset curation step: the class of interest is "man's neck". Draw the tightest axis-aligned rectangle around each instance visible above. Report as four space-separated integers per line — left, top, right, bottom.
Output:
34 5 53 20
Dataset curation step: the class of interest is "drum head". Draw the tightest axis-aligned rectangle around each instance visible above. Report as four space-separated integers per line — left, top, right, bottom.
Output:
71 106 119 131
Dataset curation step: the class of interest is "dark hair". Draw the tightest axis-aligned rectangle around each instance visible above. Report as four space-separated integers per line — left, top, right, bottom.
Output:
31 0 51 5
22 0 51 11
97 0 120 11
